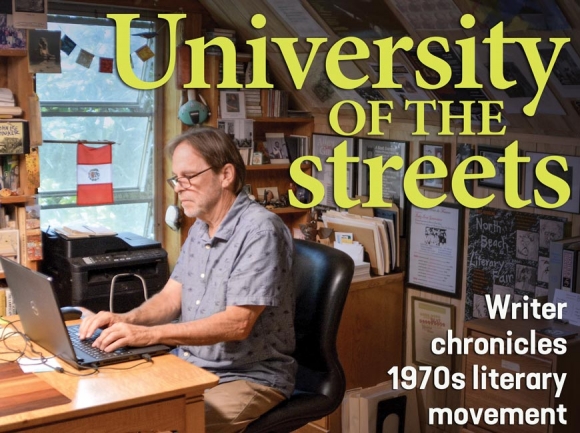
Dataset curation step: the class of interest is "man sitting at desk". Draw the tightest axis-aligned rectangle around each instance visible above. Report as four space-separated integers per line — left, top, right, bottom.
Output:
79 127 296 433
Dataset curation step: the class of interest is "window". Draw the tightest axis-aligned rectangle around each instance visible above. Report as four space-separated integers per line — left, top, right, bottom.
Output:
37 12 161 238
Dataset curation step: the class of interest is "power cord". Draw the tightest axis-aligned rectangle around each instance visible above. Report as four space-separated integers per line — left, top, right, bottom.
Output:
109 273 148 313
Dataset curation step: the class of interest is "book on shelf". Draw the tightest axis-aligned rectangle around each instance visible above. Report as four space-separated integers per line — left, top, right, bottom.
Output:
549 235 580 302
0 288 6 317
260 89 289 117
561 242 580 293
285 135 309 163
5 288 16 316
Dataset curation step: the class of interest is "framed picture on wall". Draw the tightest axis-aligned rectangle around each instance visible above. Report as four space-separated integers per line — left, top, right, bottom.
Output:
357 138 408 232
476 145 506 189
419 142 451 192
406 202 464 298
411 297 455 368
524 151 580 213
220 91 246 119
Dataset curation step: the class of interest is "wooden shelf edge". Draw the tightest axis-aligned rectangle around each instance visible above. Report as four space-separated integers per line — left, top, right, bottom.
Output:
0 49 27 57
246 162 310 171
248 117 313 123
0 195 34 204
270 207 309 215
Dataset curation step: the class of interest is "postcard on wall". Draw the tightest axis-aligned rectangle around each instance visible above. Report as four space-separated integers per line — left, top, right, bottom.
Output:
0 12 26 51
27 29 62 73
12 0 48 29
0 120 29 155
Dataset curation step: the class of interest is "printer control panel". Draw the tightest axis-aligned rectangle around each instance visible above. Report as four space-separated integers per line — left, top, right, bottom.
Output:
70 248 167 269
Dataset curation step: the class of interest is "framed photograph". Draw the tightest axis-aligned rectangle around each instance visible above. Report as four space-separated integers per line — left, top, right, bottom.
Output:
455 143 475 195
524 151 580 213
257 186 279 203
312 134 355 209
412 297 455 368
406 202 464 298
476 145 506 189
357 138 408 232
0 120 30 155
220 91 246 119
264 132 289 163
251 151 263 165
419 142 451 192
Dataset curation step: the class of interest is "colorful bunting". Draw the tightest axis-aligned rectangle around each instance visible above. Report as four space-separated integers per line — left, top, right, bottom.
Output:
60 34 76 56
76 49 94 69
99 57 114 73
56 32 156 75
135 45 154 62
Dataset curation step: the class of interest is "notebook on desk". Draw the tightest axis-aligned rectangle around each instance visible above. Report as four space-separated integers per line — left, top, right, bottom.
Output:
0 257 171 369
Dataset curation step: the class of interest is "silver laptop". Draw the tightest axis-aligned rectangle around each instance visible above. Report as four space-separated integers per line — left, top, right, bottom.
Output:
0 257 171 369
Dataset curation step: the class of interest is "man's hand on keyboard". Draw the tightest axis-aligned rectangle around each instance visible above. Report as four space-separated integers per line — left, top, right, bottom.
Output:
89 322 157 352
78 310 122 342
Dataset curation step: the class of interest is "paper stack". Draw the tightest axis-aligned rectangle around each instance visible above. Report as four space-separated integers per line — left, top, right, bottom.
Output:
0 89 22 118
333 231 370 282
54 223 117 239
323 205 399 276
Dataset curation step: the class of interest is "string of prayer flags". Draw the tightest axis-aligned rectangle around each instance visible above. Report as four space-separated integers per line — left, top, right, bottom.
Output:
135 45 155 62
77 142 114 206
57 33 156 75
76 49 94 69
60 34 76 56
99 58 114 74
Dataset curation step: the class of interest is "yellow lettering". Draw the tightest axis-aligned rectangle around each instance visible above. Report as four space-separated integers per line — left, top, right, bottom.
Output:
534 156 570 209
108 13 185 90
327 141 359 208
289 157 324 208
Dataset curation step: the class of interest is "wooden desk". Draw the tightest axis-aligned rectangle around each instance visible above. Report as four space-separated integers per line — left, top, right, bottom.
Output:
0 318 219 433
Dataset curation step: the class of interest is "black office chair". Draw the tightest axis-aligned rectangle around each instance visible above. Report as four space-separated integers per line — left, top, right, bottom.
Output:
245 239 355 433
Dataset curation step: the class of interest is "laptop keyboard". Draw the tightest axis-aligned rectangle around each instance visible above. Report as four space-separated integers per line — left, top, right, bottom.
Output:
67 325 125 360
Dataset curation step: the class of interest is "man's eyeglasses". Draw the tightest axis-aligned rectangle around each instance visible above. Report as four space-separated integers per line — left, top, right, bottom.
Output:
167 167 212 189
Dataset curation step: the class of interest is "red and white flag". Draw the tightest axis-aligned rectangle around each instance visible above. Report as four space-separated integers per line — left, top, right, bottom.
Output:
77 143 113 205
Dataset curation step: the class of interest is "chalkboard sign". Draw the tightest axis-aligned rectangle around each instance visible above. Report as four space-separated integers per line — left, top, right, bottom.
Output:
466 207 567 321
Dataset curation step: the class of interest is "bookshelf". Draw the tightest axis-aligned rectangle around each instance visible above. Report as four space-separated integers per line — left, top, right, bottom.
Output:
0 50 39 275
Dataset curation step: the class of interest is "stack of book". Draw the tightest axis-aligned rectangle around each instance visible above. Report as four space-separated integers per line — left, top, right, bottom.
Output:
204 28 236 54
243 88 262 118
0 89 22 118
260 89 288 117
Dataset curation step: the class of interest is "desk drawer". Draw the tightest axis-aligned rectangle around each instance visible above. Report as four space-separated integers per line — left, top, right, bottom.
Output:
464 332 552 433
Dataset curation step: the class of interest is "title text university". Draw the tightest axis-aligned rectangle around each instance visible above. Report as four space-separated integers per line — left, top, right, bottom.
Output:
108 13 573 211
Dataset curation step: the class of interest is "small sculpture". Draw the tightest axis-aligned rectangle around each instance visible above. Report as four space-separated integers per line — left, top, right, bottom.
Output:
299 209 333 242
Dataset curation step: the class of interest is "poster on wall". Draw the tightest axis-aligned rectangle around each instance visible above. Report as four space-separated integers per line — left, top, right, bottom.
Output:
465 207 567 321
406 203 464 298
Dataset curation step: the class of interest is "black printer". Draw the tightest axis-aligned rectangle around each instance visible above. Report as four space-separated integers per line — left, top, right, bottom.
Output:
42 229 169 313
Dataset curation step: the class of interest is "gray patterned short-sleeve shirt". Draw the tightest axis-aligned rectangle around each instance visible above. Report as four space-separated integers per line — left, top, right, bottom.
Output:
171 192 297 397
